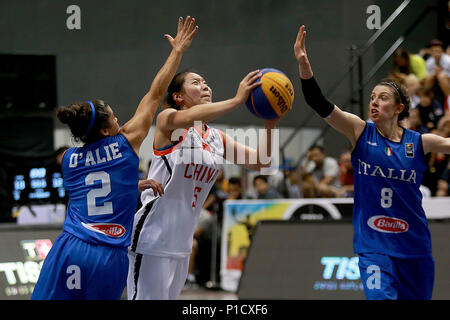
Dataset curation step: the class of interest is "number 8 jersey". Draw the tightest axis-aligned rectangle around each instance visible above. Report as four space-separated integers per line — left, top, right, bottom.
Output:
351 122 431 258
61 134 139 248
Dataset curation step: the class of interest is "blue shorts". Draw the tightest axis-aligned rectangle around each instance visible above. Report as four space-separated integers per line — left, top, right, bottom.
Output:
31 231 128 300
358 252 434 300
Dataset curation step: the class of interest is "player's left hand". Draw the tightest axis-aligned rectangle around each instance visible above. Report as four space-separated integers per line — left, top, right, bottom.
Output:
294 25 308 62
138 179 164 196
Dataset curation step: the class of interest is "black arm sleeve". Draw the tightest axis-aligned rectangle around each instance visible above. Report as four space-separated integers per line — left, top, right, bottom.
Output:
300 76 335 118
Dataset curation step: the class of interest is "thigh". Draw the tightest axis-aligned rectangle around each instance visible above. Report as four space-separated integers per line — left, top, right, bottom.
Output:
395 256 434 300
83 244 128 300
32 232 75 300
32 232 127 300
168 256 190 300
358 253 399 300
128 253 189 300
128 253 171 300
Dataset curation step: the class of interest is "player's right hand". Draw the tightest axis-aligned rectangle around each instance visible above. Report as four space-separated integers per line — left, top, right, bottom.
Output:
138 179 164 196
165 16 199 53
235 70 262 105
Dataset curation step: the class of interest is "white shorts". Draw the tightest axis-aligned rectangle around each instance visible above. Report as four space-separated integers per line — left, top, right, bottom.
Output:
127 251 189 300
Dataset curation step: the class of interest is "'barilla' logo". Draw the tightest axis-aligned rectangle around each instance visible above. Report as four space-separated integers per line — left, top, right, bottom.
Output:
82 222 125 237
367 215 409 233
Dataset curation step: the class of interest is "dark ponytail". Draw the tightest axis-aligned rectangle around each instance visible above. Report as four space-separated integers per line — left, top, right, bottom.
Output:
163 71 190 110
56 99 111 144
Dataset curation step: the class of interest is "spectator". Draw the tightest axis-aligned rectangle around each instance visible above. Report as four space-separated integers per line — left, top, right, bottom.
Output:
390 47 427 81
437 115 450 137
404 74 421 109
421 117 450 196
253 175 283 199
284 167 302 198
424 39 450 106
416 86 446 131
336 150 354 198
274 158 301 198
227 177 243 200
405 108 429 134
300 145 340 198
436 163 450 197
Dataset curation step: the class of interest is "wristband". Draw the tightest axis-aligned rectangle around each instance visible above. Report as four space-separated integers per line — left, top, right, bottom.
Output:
300 77 335 118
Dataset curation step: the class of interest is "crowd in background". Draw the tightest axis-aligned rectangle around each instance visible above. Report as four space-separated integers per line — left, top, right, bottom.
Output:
144 37 448 289
59 37 444 290
48 38 450 291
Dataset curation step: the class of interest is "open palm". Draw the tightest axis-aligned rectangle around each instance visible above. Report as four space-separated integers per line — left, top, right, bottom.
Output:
165 16 199 53
294 25 307 61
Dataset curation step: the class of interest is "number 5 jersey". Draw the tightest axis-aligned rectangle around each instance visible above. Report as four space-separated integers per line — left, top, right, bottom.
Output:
130 124 224 258
351 122 431 258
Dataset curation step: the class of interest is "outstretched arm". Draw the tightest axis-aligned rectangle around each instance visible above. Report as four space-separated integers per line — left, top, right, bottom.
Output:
294 25 365 149
222 119 278 170
422 133 450 154
156 70 262 132
121 16 199 154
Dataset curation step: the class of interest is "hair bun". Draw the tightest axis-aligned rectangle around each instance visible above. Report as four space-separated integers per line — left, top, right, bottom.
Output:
56 105 77 124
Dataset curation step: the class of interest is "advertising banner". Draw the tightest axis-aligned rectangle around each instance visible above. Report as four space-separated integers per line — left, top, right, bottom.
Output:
221 198 450 295
0 224 61 299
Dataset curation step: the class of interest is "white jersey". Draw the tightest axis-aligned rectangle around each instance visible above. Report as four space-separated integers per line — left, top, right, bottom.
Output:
129 124 225 258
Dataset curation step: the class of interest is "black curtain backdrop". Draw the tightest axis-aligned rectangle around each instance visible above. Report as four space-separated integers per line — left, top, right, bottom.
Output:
0 116 55 222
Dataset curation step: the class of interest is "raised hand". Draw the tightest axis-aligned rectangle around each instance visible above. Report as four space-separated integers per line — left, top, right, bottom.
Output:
294 25 307 62
294 25 313 79
165 16 199 53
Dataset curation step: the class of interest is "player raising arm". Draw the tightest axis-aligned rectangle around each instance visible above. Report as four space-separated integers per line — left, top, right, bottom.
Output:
128 68 278 300
31 16 198 300
294 25 449 300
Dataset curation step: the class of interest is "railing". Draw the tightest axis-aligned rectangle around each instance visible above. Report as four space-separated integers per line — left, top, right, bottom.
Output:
279 0 437 167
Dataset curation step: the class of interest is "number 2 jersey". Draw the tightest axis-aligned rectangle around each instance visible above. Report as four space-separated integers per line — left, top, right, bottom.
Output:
61 134 139 248
351 122 431 258
129 125 224 258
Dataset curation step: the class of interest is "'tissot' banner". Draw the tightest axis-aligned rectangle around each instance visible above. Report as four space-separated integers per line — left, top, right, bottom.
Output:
220 198 450 296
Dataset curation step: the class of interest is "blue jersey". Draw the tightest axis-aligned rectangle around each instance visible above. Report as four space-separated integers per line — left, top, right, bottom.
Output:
61 134 139 248
351 122 431 258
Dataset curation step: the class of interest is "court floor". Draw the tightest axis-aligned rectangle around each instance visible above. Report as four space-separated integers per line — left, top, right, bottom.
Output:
179 286 238 300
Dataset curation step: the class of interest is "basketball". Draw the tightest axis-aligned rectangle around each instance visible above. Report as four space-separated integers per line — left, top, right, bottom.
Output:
246 68 294 120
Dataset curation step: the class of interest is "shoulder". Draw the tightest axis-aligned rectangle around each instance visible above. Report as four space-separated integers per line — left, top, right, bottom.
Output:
324 157 339 172
324 156 338 165
410 54 425 64
157 108 177 121
425 57 435 68
442 53 450 63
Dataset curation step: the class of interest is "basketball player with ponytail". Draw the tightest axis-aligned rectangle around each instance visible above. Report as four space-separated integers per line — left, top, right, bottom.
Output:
294 25 450 300
31 16 198 300
127 70 279 299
